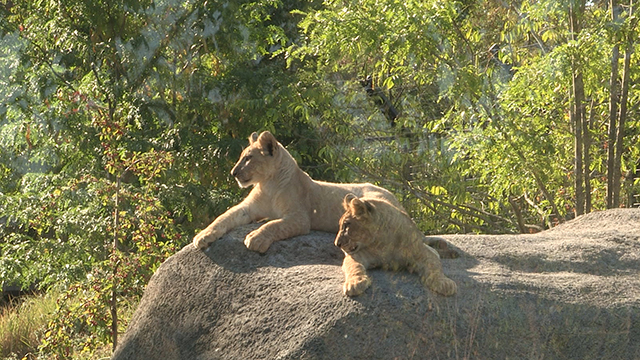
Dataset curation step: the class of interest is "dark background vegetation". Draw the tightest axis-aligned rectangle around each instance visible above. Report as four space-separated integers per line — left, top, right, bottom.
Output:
0 0 638 357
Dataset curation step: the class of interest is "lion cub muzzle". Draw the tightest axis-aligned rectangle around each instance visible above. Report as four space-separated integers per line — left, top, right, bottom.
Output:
231 156 253 188
335 234 346 249
335 233 360 254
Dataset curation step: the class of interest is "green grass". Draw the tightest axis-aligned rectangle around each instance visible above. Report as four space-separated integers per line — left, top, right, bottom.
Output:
0 292 58 359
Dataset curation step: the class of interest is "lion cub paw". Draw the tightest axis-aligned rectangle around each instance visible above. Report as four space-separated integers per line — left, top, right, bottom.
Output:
427 275 457 297
343 275 372 297
244 230 274 253
193 236 208 250
192 231 213 250
193 226 227 250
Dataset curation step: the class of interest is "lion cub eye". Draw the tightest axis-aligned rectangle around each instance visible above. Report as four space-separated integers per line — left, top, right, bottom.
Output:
244 155 252 163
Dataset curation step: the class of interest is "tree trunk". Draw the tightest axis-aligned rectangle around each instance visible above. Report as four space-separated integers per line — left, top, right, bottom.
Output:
570 0 586 216
509 196 527 234
112 175 120 351
607 0 620 208
584 99 594 213
613 25 633 207
572 78 585 216
613 0 635 208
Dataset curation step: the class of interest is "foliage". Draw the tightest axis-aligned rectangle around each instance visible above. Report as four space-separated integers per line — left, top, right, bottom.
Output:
0 0 323 356
291 0 639 232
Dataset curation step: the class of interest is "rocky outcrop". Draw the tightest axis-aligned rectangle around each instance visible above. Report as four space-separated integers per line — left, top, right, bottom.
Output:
113 209 640 360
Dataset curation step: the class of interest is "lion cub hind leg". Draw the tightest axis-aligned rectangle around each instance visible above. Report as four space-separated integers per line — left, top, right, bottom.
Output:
341 255 372 297
424 237 460 259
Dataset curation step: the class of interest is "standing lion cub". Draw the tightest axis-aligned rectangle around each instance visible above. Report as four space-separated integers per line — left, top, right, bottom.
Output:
335 194 457 297
192 131 401 253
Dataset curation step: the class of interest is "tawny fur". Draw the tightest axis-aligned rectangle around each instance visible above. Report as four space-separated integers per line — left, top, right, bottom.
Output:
192 131 400 253
335 194 457 297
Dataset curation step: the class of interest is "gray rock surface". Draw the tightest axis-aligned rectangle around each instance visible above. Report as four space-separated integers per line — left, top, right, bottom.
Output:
113 209 640 360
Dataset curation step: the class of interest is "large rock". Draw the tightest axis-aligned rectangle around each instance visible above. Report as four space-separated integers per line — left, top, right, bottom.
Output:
113 209 640 360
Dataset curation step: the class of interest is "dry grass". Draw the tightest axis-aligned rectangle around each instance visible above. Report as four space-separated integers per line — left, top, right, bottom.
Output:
1 290 139 360
0 292 57 359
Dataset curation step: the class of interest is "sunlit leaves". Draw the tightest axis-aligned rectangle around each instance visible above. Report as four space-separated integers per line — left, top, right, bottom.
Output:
295 0 457 87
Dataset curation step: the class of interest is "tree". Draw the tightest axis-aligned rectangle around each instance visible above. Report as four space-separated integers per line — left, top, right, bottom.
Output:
607 0 622 208
569 0 587 216
607 0 637 208
612 0 636 207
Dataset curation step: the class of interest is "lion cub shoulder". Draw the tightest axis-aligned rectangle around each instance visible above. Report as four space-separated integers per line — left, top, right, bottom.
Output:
334 194 457 297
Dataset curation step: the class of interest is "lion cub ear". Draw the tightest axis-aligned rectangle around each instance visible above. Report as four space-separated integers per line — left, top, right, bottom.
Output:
249 132 259 144
342 193 357 211
257 131 277 156
346 195 373 219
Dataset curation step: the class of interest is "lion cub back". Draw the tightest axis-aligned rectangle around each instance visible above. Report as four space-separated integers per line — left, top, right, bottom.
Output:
308 181 401 233
361 197 429 259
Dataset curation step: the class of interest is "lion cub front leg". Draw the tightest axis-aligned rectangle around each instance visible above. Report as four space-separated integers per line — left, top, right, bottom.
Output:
341 255 371 296
417 244 457 296
192 204 253 250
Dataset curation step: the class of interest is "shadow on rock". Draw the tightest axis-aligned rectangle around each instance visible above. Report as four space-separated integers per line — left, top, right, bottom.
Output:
201 224 345 273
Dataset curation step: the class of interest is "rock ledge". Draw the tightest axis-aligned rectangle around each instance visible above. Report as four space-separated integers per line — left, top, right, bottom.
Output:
113 209 640 360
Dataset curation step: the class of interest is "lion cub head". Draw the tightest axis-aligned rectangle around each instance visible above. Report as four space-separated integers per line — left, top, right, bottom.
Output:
231 131 280 188
335 193 376 255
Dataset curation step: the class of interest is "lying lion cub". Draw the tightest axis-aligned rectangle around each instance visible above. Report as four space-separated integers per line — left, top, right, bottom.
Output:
335 194 457 297
193 131 401 253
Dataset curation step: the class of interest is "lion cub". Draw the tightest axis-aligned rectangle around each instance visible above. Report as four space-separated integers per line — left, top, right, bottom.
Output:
335 194 457 297
192 131 400 253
